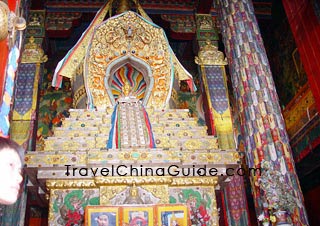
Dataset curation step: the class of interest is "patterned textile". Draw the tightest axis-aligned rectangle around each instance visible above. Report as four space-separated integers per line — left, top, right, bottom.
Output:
10 121 32 149
107 102 155 149
224 175 250 226
107 105 118 148
205 66 229 114
143 106 156 148
13 64 37 116
52 1 112 87
0 46 19 137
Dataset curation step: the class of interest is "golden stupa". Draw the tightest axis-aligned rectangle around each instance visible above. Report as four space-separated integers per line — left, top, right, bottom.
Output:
25 0 239 225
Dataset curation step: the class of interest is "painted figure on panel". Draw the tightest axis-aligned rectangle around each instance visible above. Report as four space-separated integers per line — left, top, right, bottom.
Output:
91 212 117 226
128 211 148 226
53 190 98 226
170 189 211 226
123 185 144 204
96 214 109 226
160 211 185 226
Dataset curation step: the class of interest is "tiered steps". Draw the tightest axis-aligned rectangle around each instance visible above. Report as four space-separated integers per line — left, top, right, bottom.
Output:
42 108 220 152
26 108 239 174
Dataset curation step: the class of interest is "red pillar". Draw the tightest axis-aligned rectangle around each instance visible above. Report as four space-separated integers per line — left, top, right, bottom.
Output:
282 0 320 112
0 0 20 99
0 40 8 97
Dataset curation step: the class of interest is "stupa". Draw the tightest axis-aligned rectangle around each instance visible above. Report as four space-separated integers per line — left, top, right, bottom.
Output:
25 0 239 225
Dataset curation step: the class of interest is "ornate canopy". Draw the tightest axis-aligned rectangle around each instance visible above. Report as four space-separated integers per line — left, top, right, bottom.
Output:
85 11 173 109
52 1 195 110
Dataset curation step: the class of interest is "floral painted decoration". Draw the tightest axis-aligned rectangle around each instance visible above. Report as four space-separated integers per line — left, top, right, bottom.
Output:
258 212 276 223
258 159 298 214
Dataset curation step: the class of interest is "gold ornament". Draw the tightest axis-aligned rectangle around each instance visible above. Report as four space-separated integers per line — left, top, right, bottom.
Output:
21 36 48 63
195 40 228 65
0 1 9 40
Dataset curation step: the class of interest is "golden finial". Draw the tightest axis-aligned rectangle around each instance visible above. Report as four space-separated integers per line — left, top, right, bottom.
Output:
116 0 130 14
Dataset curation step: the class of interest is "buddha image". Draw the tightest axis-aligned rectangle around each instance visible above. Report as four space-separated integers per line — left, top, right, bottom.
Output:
28 13 42 26
117 80 139 102
122 80 132 97
123 184 144 204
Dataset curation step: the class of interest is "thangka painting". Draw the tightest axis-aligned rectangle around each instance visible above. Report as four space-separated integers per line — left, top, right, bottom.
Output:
37 69 72 149
264 13 307 106
177 91 205 126
122 206 154 225
85 204 189 226
157 204 189 226
49 189 99 226
169 187 218 226
85 206 120 226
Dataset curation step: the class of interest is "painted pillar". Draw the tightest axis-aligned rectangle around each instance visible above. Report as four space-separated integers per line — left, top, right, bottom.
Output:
217 0 309 225
195 14 251 226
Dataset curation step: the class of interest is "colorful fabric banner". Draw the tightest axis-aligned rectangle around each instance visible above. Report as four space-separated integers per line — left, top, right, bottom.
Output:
0 46 19 137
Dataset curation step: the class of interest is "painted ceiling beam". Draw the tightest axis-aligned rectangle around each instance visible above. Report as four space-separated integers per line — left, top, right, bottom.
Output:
42 1 271 18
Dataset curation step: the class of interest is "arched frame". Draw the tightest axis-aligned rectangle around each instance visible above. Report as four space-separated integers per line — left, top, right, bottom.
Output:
104 55 154 106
